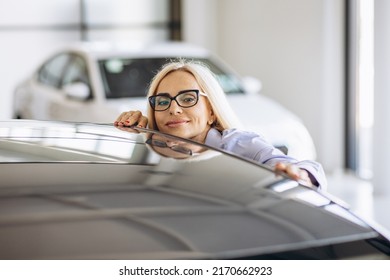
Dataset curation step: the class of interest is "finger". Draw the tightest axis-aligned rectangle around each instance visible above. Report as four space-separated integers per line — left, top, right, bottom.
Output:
274 162 286 172
116 111 142 126
285 164 300 180
298 170 313 187
115 111 134 125
114 112 128 125
136 116 148 128
123 111 143 127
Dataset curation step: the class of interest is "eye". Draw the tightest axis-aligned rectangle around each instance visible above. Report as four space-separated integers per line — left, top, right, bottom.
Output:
157 100 170 106
179 94 197 104
155 97 170 106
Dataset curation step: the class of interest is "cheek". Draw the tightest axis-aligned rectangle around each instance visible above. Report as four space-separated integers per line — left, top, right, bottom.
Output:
199 103 213 124
154 113 164 130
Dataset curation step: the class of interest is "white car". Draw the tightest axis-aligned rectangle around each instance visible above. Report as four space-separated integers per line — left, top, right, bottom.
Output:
13 41 316 160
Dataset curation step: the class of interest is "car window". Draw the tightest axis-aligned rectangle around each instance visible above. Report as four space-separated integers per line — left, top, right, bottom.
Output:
61 55 92 99
99 58 157 98
38 53 70 88
62 55 89 86
98 58 244 99
198 58 244 94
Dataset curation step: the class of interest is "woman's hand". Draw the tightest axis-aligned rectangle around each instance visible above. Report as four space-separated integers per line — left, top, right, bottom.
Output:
114 110 148 128
274 162 313 187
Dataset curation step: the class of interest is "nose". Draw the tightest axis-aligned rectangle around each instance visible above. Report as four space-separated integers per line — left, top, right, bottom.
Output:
169 100 182 114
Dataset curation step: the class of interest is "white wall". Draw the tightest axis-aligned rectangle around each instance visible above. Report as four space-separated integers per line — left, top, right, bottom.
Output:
0 0 169 120
373 0 390 195
0 0 81 119
183 0 345 173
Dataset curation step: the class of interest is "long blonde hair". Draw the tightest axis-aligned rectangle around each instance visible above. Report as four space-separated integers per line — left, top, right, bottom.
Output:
146 59 242 132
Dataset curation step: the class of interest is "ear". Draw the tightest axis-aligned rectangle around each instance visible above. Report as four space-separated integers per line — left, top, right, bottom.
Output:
208 109 216 125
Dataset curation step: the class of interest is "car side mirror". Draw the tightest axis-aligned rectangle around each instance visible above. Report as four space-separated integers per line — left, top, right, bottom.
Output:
241 76 262 94
63 82 90 100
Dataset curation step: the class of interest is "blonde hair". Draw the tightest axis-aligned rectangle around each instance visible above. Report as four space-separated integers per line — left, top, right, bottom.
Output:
146 59 242 132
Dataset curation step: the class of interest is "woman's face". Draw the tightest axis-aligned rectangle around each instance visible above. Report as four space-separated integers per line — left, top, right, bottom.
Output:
153 70 214 143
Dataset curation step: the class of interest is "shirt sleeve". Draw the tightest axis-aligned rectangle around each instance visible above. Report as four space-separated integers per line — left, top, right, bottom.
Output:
205 128 327 190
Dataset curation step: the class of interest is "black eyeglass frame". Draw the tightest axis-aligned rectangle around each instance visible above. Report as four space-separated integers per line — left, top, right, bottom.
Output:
148 89 206 111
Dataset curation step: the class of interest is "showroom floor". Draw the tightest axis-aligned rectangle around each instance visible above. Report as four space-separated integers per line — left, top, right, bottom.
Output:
327 171 390 232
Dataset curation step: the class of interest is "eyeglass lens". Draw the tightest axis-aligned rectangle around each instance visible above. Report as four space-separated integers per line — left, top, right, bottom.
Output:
150 90 199 111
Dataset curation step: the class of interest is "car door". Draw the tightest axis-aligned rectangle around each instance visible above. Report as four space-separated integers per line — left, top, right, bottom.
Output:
48 54 98 121
29 52 101 122
27 53 71 120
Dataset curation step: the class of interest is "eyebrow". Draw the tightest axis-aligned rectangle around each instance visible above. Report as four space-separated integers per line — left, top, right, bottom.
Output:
154 89 200 97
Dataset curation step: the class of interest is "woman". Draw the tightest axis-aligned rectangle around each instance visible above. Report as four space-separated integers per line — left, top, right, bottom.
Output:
115 59 327 189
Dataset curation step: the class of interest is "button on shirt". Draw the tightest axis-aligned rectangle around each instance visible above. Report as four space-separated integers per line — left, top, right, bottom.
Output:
205 128 327 190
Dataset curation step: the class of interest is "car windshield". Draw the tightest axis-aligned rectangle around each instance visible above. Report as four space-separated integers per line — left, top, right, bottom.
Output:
98 57 245 99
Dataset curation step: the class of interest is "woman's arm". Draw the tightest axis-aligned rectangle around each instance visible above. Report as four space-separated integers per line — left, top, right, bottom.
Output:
206 128 327 190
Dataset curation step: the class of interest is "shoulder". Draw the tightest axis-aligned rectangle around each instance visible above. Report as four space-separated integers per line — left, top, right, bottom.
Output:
206 127 270 151
205 127 256 144
221 128 266 140
221 129 269 148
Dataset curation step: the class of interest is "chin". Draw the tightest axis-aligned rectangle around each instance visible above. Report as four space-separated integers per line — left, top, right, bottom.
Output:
161 127 188 137
170 131 191 139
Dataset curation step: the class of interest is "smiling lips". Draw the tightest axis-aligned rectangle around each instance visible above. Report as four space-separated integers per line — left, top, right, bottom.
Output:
165 119 189 128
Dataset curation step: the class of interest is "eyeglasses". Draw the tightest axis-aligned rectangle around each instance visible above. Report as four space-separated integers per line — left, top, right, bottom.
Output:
148 89 207 111
145 138 194 156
